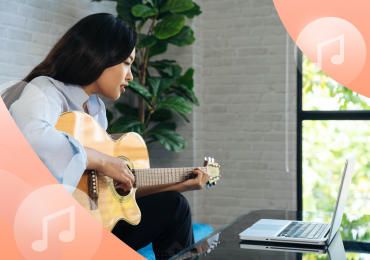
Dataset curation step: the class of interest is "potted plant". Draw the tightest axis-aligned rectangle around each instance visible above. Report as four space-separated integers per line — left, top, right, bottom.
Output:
94 0 202 152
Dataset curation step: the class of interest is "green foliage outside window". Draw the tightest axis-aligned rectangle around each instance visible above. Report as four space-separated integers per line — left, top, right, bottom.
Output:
302 55 370 242
93 0 202 152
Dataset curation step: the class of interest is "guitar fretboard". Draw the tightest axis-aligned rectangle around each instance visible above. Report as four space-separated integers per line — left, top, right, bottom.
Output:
133 167 207 188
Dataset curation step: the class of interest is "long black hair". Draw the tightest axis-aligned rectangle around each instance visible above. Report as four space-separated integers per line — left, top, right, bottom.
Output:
1 12 138 109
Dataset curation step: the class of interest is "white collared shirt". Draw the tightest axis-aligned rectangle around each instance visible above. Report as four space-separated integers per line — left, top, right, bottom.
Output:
7 76 108 194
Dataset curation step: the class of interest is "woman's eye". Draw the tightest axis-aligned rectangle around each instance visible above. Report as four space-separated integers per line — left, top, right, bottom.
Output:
125 62 130 66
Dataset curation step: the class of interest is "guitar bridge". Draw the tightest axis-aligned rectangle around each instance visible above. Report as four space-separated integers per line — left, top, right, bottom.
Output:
88 170 99 210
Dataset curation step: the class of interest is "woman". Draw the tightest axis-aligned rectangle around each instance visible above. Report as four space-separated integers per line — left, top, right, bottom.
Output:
1 13 210 259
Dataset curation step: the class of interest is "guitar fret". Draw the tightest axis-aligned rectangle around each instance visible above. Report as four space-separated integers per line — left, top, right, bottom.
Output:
134 166 209 187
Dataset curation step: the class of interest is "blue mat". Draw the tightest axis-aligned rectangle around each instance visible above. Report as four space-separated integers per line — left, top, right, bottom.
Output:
137 223 214 260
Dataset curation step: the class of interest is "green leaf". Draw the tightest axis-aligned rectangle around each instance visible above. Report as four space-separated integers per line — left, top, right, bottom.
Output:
158 96 192 114
156 130 186 152
179 113 190 123
116 0 142 30
155 0 166 9
132 4 158 18
154 14 185 40
171 65 182 79
136 34 158 49
110 116 145 134
157 11 172 21
149 122 177 132
147 77 173 97
171 85 199 106
150 108 172 121
114 103 139 118
128 80 152 97
158 78 173 95
166 26 195 47
176 68 194 89
146 0 155 7
147 77 161 96
148 128 186 152
160 0 194 13
178 2 202 19
106 109 114 126
148 59 179 78
148 40 168 58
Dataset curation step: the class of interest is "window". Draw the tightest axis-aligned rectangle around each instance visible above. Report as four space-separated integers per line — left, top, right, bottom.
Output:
297 48 370 214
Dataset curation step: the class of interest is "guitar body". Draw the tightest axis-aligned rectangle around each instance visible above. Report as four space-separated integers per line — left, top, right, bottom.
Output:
55 111 150 231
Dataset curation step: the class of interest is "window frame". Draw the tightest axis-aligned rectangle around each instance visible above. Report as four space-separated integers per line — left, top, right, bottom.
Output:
296 47 370 211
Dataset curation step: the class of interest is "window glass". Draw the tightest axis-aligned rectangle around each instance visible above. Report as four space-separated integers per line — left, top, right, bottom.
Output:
303 120 370 215
302 54 370 110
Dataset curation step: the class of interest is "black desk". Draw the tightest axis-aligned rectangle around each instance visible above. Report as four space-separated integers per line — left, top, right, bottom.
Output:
170 210 370 260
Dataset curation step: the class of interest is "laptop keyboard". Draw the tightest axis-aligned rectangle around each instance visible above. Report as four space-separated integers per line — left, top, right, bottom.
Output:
277 222 330 239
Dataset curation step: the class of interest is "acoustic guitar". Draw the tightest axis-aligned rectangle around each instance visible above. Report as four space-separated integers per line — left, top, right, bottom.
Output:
55 111 221 231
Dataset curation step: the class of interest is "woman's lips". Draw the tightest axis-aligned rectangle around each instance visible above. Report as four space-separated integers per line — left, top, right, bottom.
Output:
120 86 125 93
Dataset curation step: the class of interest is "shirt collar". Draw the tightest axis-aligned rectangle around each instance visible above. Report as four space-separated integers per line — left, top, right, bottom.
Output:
64 82 103 117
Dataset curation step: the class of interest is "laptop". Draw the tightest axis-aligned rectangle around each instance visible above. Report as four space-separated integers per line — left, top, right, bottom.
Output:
239 231 346 259
239 154 357 246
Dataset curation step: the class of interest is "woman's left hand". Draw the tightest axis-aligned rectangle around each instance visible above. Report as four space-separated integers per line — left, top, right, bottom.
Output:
181 167 211 192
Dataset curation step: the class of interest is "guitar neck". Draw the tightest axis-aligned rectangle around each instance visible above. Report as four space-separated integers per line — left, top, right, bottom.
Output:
132 167 207 188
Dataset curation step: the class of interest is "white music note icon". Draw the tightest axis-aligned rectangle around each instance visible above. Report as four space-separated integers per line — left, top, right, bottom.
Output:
313 34 344 71
32 206 75 252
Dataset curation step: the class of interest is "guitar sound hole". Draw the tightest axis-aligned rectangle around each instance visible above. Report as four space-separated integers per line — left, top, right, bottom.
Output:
115 187 130 196
113 179 131 197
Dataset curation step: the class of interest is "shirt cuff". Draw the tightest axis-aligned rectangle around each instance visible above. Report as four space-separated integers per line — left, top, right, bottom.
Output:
59 132 87 195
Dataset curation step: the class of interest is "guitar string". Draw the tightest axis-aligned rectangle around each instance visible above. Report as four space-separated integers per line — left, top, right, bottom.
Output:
95 167 207 187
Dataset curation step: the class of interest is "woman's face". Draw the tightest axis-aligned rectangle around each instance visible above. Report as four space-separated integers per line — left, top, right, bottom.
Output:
94 48 135 100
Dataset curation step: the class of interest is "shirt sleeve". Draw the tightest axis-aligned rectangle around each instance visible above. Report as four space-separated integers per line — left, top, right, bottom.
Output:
9 77 87 195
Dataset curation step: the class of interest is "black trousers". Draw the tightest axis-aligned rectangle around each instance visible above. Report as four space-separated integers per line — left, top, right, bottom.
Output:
112 191 195 260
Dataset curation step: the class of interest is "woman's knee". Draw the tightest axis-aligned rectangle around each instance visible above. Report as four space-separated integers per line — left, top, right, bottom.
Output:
164 191 191 214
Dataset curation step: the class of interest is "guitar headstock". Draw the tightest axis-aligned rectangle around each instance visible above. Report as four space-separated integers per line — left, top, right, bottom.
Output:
204 157 221 188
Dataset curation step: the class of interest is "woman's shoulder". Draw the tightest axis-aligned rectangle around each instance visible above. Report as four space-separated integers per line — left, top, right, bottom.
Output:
29 76 58 89
19 76 67 105
26 76 61 95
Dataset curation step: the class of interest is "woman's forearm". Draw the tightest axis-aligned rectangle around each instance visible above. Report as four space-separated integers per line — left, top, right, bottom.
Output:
136 183 185 199
84 146 105 171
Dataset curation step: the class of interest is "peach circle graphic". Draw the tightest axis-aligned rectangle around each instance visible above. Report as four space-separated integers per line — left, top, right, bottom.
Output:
296 17 366 86
14 184 103 260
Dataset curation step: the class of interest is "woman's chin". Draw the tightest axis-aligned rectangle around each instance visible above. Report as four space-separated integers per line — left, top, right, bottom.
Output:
113 93 121 100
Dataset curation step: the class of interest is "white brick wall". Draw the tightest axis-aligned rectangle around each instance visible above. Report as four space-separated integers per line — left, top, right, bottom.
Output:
1 0 297 231
0 0 117 83
196 0 297 229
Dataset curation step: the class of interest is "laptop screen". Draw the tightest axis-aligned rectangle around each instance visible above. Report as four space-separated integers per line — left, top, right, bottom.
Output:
327 154 357 244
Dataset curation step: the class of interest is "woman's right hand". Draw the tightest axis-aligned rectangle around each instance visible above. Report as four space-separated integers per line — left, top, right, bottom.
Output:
84 147 135 191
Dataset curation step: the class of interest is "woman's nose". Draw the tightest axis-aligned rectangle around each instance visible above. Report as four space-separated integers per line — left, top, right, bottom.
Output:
126 69 133 81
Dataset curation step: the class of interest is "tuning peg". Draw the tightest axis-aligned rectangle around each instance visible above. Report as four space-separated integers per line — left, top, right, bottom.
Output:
213 182 217 185
212 158 215 162
203 157 208 166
